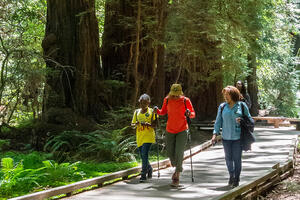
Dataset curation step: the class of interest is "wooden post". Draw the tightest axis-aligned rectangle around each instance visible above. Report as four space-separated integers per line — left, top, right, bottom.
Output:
274 120 279 128
296 123 300 130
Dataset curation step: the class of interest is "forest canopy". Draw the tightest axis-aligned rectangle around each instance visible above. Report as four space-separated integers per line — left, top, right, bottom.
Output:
0 0 299 125
0 0 298 155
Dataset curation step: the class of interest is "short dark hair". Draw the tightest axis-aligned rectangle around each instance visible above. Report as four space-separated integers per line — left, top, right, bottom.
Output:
222 86 241 102
235 80 247 94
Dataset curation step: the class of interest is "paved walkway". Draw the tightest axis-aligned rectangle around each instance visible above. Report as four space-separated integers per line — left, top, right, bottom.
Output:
66 127 299 200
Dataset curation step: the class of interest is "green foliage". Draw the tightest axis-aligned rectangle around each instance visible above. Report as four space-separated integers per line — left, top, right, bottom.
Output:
44 126 137 162
76 161 137 178
100 106 134 130
0 151 52 169
44 130 83 161
256 1 299 117
165 0 298 116
0 157 45 197
95 0 105 41
0 140 10 151
0 0 46 125
78 129 136 162
0 152 138 199
0 157 82 198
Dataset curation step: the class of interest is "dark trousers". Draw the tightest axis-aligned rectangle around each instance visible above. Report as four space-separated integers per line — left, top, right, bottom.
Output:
138 143 152 176
222 139 242 182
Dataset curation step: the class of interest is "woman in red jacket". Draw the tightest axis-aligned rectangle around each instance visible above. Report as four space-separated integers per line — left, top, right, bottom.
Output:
154 84 195 186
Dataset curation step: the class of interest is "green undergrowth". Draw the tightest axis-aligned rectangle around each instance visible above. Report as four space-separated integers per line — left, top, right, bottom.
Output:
0 150 169 199
0 151 139 199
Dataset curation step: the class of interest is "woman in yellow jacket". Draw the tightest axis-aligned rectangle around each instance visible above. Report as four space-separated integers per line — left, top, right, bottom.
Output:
131 94 157 182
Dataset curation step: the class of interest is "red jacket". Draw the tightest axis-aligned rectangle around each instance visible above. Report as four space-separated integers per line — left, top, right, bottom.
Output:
157 96 195 133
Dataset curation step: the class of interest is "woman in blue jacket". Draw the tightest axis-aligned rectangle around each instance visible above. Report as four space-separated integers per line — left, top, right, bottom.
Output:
212 86 253 188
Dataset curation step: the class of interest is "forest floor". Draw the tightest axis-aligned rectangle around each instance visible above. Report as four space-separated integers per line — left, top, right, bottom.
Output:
263 144 300 200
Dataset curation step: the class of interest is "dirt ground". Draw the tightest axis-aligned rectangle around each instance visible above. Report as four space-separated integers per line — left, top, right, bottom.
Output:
262 150 300 200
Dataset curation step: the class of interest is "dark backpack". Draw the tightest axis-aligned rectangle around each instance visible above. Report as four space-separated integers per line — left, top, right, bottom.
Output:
240 103 255 151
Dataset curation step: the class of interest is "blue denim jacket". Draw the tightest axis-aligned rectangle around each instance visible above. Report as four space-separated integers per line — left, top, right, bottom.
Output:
213 101 252 140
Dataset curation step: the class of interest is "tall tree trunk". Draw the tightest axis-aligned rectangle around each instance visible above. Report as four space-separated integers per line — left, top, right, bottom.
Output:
247 54 259 116
42 0 102 120
101 0 168 107
132 0 141 106
188 53 223 121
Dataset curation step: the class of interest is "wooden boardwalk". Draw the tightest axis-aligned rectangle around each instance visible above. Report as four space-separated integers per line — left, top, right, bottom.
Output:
66 127 299 200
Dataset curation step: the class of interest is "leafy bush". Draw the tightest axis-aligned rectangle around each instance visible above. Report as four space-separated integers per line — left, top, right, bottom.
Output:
44 127 137 162
0 157 47 197
0 157 82 198
0 140 10 151
0 151 52 168
44 130 83 161
0 153 138 199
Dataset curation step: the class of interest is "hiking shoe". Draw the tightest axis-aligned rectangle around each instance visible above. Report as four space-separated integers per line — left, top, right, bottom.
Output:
232 181 239 188
139 175 147 183
228 177 234 186
147 168 153 179
140 177 147 183
170 178 179 187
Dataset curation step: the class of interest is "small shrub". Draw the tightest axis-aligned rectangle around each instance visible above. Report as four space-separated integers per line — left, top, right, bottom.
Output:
0 157 83 198
0 140 10 151
44 127 137 162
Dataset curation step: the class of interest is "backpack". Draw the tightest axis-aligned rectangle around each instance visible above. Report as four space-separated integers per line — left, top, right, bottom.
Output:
240 103 255 151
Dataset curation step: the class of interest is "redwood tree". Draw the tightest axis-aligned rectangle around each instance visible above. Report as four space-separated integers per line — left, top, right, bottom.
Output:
42 0 102 119
101 0 168 106
247 54 259 116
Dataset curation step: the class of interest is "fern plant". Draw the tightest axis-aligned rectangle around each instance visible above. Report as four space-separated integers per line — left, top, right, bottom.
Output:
78 128 137 162
0 157 83 198
44 130 85 161
41 160 83 185
0 158 47 197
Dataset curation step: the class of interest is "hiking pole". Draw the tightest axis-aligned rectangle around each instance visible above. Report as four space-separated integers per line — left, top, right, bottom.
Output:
186 112 194 182
155 113 160 178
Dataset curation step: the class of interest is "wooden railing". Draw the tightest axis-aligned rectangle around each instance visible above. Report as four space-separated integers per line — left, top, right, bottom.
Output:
213 136 299 200
194 117 300 130
10 136 222 200
252 117 300 129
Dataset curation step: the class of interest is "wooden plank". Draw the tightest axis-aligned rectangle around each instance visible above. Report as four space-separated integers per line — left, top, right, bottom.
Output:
280 168 294 180
280 160 293 173
214 167 280 200
252 117 287 128
242 159 295 199
253 117 286 121
272 163 280 169
287 118 300 122
245 174 280 199
242 159 296 200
